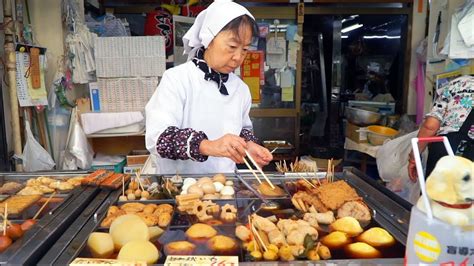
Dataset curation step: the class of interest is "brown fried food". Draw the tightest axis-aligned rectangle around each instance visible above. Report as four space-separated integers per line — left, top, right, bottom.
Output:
155 204 173 214
337 200 371 223
143 204 157 214
136 212 159 226
120 202 145 212
158 212 172 228
107 206 120 216
292 191 328 213
315 180 361 210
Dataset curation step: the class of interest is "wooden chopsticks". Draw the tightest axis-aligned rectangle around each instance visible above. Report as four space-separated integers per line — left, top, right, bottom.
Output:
244 150 275 189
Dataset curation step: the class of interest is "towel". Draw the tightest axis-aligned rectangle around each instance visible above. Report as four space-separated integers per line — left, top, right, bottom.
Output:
81 111 144 134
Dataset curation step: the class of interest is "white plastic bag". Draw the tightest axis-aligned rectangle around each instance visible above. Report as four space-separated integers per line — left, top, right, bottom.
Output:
67 113 93 170
22 121 55 172
376 130 423 204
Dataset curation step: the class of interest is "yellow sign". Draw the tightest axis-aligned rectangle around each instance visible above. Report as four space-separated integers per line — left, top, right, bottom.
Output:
413 231 441 263
165 256 238 266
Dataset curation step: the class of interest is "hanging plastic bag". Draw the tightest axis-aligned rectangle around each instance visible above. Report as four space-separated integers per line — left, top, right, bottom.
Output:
63 109 94 169
22 121 55 172
376 130 424 204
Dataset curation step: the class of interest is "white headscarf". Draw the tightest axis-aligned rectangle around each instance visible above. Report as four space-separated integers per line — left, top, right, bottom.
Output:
182 0 254 61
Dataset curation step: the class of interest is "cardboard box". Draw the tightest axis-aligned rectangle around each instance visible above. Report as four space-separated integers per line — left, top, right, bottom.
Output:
345 122 368 143
91 158 126 173
127 150 149 166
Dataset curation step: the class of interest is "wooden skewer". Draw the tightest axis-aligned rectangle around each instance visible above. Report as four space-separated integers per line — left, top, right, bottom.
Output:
122 175 125 197
248 215 258 252
135 172 145 191
243 157 262 184
251 221 267 252
33 192 56 220
3 203 7 236
245 150 275 189
298 173 316 189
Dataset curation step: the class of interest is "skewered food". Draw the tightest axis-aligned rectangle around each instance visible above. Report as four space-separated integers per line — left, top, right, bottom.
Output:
164 241 196 255
20 219 36 231
185 223 217 244
345 242 382 259
87 232 114 258
330 217 363 237
235 225 251 242
356 227 396 248
117 240 159 264
0 235 12 252
5 224 23 240
0 182 23 194
0 195 41 215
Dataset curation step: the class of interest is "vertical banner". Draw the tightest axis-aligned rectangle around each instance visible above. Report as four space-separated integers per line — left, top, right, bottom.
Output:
241 51 264 103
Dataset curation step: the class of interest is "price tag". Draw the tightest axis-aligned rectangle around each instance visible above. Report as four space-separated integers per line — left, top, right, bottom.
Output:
164 256 239 266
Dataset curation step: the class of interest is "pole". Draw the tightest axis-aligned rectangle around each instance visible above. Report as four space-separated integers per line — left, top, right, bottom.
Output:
4 0 23 171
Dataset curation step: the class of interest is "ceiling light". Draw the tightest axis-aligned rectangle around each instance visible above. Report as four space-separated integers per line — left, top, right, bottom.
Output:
341 23 363 33
363 35 400 39
341 35 349 39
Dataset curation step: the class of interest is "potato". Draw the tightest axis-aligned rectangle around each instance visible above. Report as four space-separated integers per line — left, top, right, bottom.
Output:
278 245 295 261
321 231 351 249
87 232 114 258
149 226 164 241
250 250 262 261
307 249 320 261
263 249 278 261
330 217 363 237
317 244 332 260
110 214 149 250
117 240 159 264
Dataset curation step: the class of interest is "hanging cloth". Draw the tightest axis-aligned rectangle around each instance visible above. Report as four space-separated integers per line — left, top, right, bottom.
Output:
182 0 254 61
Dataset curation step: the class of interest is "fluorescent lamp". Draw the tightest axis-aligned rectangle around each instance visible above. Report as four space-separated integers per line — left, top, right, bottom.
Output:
341 23 363 33
363 35 400 39
341 35 349 39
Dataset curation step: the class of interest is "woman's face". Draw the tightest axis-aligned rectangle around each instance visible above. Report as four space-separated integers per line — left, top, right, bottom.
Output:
204 24 253 74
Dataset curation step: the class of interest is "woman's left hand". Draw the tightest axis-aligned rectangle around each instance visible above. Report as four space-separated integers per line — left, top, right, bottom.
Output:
246 141 273 168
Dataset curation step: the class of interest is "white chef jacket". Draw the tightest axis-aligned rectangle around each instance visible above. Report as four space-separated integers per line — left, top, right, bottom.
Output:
145 61 254 175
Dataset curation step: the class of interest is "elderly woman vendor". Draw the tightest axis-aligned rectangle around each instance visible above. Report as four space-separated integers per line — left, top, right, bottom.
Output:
145 0 272 174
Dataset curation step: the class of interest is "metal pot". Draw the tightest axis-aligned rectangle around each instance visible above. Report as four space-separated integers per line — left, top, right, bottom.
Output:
345 107 382 126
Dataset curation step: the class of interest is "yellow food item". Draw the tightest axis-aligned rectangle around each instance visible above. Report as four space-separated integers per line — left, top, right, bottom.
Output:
250 250 262 261
185 223 217 244
307 249 320 261
278 245 295 261
148 226 164 240
357 227 396 248
263 249 279 261
330 217 363 237
317 244 332 260
268 244 279 254
87 232 114 258
109 214 149 250
164 241 196 255
345 242 382 259
246 240 257 252
321 231 351 249
207 235 238 255
117 240 159 264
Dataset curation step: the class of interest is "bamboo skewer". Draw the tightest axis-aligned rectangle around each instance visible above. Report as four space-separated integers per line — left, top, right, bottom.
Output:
298 173 316 189
122 175 125 197
245 150 275 189
33 192 56 220
243 157 262 184
135 172 145 192
248 215 258 252
3 203 7 236
251 221 267 252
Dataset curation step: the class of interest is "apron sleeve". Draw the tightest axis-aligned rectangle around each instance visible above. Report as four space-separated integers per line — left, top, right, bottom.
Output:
240 83 259 143
145 71 208 161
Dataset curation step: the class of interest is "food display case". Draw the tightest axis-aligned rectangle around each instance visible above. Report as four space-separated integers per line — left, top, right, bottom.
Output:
39 167 411 265
0 171 100 265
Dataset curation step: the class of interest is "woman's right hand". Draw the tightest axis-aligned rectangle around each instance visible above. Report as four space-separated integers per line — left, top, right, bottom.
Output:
407 152 417 182
199 134 247 163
